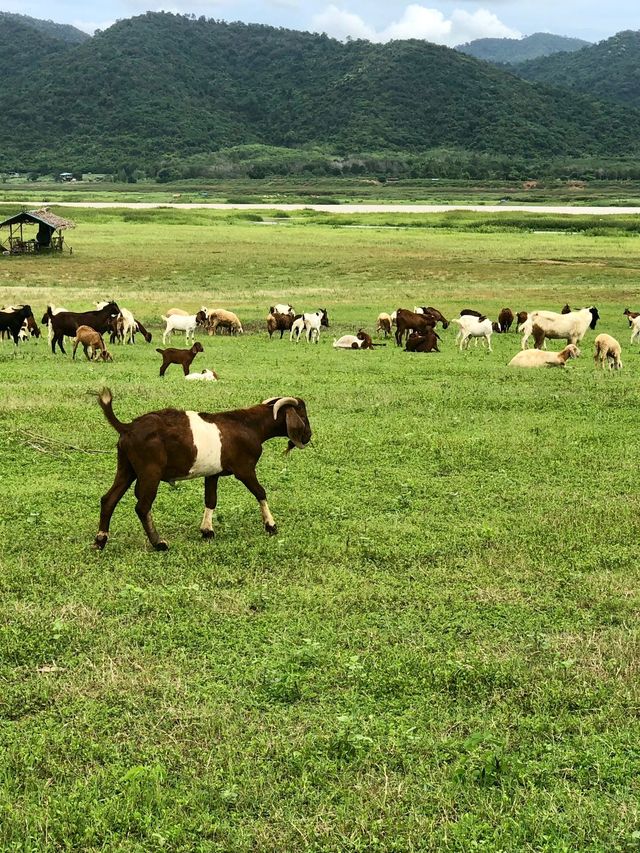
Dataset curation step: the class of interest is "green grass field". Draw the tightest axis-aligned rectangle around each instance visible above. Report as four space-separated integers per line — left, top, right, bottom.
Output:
2 208 640 851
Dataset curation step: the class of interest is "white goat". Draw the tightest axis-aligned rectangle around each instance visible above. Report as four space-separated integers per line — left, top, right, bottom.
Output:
97 301 136 344
333 335 367 349
290 310 327 344
185 369 219 381
521 307 599 350
509 344 580 368
594 334 622 370
451 316 493 352
162 311 205 345
271 303 294 316
629 316 640 346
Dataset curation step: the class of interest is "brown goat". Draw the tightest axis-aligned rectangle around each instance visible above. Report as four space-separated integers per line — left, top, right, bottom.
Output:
94 391 312 551
395 308 436 347
516 311 528 330
561 303 572 314
72 325 112 361
267 311 294 339
498 307 514 333
156 342 204 377
623 308 640 326
405 329 441 352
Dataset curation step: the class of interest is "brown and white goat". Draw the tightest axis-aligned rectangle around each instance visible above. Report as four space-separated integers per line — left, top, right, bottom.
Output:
94 391 312 551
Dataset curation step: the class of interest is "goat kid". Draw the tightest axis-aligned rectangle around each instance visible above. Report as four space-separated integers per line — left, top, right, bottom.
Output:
157 342 204 376
94 391 312 551
508 344 580 368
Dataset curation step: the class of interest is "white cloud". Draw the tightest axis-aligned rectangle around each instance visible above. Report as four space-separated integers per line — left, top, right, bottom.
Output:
311 4 521 46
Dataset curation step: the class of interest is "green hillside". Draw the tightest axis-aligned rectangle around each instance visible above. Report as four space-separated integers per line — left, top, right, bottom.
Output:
1 13 639 173
0 11 89 45
516 30 640 108
456 32 590 65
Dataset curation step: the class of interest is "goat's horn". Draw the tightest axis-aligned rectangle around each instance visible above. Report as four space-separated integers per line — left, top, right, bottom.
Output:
272 397 299 420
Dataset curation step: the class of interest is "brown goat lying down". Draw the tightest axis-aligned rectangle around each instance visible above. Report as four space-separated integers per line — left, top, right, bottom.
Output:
156 342 204 376
94 391 312 551
405 329 440 352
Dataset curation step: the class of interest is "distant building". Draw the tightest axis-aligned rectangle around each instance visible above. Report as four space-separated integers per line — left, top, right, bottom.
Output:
59 172 74 182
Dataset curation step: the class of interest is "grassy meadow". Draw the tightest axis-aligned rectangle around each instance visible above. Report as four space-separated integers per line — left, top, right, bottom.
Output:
2 208 640 851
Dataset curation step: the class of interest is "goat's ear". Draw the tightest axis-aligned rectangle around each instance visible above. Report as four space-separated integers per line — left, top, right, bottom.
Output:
285 408 307 448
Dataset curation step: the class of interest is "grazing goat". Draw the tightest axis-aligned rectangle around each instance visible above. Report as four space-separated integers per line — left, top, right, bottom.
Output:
521 307 599 350
561 303 572 314
156 342 204 376
94 391 312 551
516 311 528 332
623 308 640 327
73 325 112 361
0 305 34 345
451 315 493 352
498 308 514 333
394 308 436 347
205 309 243 336
594 334 622 370
50 302 120 354
267 311 294 339
413 306 450 329
165 308 189 317
509 344 580 368
185 369 219 381
134 319 152 343
291 309 329 343
376 313 392 338
405 329 441 352
161 311 206 345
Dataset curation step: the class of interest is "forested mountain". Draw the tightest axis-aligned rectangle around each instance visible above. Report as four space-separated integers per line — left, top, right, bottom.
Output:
456 32 590 65
0 13 88 80
0 12 89 45
1 12 639 173
516 30 640 108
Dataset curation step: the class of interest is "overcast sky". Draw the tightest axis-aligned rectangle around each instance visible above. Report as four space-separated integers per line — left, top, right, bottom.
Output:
6 0 637 44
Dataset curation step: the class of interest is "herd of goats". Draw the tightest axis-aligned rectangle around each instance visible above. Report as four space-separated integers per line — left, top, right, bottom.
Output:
0 297 636 549
0 298 637 372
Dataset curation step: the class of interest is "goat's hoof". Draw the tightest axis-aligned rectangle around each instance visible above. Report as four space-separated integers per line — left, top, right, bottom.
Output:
154 540 169 552
201 529 215 540
265 524 278 536
93 533 108 550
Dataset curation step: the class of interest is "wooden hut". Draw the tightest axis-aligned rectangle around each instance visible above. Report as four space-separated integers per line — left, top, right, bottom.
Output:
0 208 75 254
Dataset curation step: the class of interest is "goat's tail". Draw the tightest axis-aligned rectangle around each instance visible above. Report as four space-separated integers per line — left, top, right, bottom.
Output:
155 348 164 355
97 388 129 434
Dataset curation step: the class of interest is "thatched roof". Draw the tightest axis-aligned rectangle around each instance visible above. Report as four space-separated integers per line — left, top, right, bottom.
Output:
0 207 76 230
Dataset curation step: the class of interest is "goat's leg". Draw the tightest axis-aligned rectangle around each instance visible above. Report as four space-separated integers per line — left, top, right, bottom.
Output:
201 475 219 539
72 340 79 359
159 359 169 377
94 454 136 549
236 471 277 535
134 471 167 551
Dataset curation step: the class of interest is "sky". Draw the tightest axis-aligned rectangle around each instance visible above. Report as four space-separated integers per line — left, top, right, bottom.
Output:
4 0 637 44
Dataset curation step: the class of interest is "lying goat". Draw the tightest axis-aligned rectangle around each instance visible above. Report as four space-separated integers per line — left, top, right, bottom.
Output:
185 369 219 381
332 331 375 350
405 329 440 352
94 391 312 551
508 344 580 368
